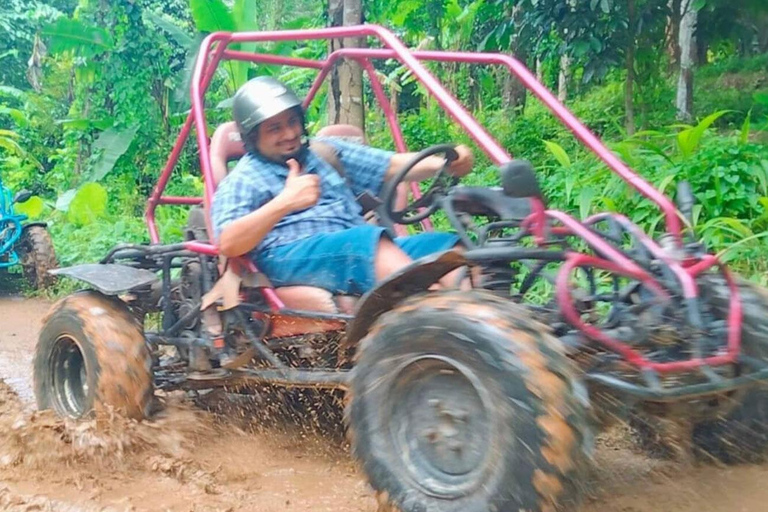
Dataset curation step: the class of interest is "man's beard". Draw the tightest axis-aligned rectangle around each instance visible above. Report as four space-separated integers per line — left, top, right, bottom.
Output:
247 131 309 166
283 141 309 164
276 139 310 165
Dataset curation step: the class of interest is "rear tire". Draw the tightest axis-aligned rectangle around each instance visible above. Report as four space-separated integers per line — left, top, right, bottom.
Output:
347 291 591 512
34 291 153 420
18 226 57 289
692 277 768 462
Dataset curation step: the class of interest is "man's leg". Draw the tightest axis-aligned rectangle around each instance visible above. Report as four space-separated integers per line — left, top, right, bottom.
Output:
393 232 470 288
257 225 396 296
257 227 466 297
373 236 414 282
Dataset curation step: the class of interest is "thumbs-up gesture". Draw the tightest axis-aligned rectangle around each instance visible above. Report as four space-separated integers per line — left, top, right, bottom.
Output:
279 158 320 212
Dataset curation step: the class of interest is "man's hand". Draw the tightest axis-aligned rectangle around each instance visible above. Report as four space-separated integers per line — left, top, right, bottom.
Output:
386 144 475 183
447 144 473 177
278 158 320 212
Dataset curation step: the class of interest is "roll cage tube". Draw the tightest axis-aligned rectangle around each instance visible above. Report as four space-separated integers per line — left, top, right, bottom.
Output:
147 24 681 248
147 25 742 374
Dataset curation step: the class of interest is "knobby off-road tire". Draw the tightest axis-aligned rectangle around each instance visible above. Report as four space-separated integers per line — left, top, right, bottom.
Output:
18 226 57 289
692 277 768 462
34 291 153 420
347 291 591 512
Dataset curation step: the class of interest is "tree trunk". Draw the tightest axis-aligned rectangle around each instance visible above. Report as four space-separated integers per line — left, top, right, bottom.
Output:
25 34 45 92
676 0 697 122
503 67 528 114
327 0 365 131
625 0 636 136
666 0 682 71
758 12 768 53
502 4 527 114
558 54 571 102
536 57 543 82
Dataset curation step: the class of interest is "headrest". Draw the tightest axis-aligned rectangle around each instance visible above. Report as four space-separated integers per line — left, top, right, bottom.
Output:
316 124 366 145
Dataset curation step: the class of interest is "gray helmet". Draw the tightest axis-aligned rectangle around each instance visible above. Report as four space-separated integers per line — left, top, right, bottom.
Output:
232 77 303 136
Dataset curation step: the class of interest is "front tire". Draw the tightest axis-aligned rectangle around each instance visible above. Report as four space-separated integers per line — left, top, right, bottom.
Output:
18 226 57 289
347 291 591 512
34 291 153 420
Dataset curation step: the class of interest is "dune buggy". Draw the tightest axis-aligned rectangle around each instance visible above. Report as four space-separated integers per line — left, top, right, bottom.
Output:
0 177 56 289
34 25 768 512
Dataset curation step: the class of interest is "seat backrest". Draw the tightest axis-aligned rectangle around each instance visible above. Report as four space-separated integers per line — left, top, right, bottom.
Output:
209 122 368 188
210 121 246 186
316 124 366 144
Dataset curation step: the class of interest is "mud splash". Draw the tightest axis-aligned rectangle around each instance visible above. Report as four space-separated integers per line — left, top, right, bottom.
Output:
0 381 224 507
0 382 210 470
0 378 375 512
2 297 768 512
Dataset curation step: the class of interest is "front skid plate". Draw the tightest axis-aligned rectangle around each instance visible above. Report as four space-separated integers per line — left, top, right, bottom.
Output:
51 263 159 295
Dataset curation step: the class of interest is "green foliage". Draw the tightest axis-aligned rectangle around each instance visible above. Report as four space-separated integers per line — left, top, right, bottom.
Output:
42 17 114 56
14 196 45 219
89 125 139 181
676 110 730 159
187 0 265 91
189 0 236 32
543 140 572 168
0 0 71 88
1 0 766 290
0 130 23 156
67 182 108 226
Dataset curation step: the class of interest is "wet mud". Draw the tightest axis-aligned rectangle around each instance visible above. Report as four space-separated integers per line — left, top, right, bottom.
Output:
1 296 767 511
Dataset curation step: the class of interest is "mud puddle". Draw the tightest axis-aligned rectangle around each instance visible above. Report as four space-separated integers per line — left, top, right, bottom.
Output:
1 296 768 512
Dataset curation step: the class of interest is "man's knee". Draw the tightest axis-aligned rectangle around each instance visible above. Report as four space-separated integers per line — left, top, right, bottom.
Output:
374 236 413 282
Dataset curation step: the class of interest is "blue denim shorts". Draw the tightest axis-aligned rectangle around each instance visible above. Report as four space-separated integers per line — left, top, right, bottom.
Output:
255 225 460 295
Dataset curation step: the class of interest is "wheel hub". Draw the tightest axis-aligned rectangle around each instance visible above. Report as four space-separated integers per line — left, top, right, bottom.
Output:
51 335 89 418
388 355 493 497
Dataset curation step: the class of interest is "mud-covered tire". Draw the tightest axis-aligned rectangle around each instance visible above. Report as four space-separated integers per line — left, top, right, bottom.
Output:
34 290 153 420
692 277 768 462
347 291 591 512
18 226 57 289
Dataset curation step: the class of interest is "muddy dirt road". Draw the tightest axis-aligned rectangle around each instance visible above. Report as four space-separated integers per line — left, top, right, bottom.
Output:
1 295 767 512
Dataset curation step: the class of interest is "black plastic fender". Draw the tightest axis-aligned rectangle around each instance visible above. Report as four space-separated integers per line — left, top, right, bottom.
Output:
344 250 468 349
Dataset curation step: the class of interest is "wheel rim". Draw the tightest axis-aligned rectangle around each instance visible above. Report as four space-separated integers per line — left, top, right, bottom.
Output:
386 355 495 498
50 335 89 418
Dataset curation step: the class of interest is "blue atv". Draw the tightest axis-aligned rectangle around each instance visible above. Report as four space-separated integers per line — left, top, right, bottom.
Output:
0 177 56 289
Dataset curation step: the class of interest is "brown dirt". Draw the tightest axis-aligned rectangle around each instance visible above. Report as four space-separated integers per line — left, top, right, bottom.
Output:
1 296 767 511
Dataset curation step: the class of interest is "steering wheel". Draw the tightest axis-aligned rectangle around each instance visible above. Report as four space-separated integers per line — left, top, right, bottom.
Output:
381 144 461 225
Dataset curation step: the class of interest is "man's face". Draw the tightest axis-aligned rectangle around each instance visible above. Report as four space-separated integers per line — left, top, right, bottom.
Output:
252 108 304 163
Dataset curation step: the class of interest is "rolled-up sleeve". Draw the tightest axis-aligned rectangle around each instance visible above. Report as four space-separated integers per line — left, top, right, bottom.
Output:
317 137 394 198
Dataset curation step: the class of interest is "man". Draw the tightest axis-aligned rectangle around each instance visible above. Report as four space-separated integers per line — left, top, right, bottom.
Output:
212 77 473 300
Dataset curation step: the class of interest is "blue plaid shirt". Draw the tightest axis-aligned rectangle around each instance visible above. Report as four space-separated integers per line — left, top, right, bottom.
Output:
212 137 394 255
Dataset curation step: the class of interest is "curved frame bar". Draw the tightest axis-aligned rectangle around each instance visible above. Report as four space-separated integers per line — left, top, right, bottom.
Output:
141 24 740 372
147 24 682 244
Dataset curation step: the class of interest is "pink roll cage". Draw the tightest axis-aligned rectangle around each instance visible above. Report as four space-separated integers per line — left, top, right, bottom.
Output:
145 24 682 246
144 24 740 374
